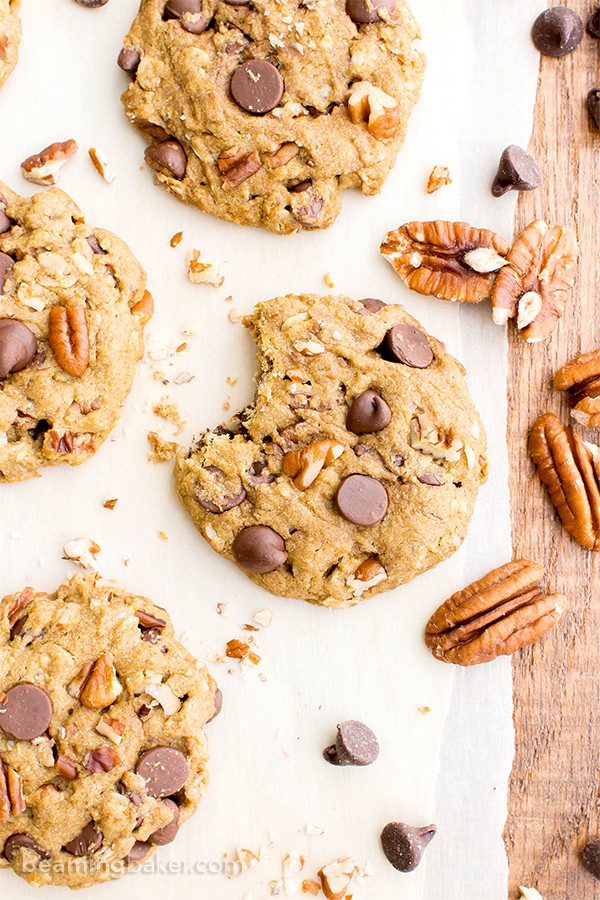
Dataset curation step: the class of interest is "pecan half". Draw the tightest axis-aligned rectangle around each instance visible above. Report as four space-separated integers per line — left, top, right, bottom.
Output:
530 413 600 550
555 349 600 428
217 147 261 189
48 306 90 377
21 140 78 186
491 220 578 342
0 762 26 820
425 559 567 666
347 82 400 141
76 654 123 709
282 439 344 490
380 221 510 303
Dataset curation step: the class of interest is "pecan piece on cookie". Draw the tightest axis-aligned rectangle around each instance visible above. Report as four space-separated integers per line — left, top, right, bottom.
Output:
491 220 578 341
530 413 600 550
48 305 90 377
217 148 261 190
425 559 567 666
347 81 400 142
380 221 510 303
555 349 600 427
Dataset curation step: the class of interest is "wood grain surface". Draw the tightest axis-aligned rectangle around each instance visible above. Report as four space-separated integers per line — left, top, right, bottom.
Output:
504 3 600 897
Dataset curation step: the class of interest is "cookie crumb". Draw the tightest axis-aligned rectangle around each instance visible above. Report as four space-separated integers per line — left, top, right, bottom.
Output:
187 249 224 286
89 147 116 184
426 165 452 194
148 431 179 463
152 398 186 435
323 273 334 288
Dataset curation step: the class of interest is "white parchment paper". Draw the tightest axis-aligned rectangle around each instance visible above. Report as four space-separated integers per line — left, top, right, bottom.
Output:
0 1 542 897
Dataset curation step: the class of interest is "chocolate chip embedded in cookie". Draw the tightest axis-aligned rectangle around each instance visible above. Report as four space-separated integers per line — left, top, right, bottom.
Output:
0 181 152 483
0 0 21 91
119 0 425 234
0 573 218 888
175 293 488 607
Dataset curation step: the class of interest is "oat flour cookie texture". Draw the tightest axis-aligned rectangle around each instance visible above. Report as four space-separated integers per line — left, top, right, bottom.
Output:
119 0 425 234
0 573 218 888
175 294 488 607
0 182 152 482
0 0 20 90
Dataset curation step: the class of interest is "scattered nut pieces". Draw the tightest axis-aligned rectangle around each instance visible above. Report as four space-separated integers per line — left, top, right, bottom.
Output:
347 557 388 597
318 858 357 900
323 273 334 288
148 431 179 464
170 231 183 248
21 139 78 185
0 762 26 819
555 349 600 428
88 147 115 184
86 745 120 773
347 81 400 142
294 339 325 356
187 249 224 287
253 609 272 627
426 165 452 194
96 715 126 745
425 559 567 665
302 879 321 896
63 538 101 570
282 439 344 490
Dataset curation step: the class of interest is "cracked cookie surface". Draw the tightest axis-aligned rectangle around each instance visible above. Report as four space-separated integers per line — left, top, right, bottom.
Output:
175 294 488 607
0 182 151 482
0 0 20 91
0 573 218 889
119 0 425 234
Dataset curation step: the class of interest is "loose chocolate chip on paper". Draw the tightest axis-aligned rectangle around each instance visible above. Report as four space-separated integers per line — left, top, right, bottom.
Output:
135 746 189 798
3 834 52 863
346 0 395 24
231 60 284 115
531 7 584 57
0 683 53 741
588 89 600 131
380 822 437 872
583 839 600 880
383 323 434 369
232 525 288 573
491 145 541 197
145 140 187 181
149 799 180 845
336 474 388 526
63 823 103 857
358 297 387 314
323 720 380 766
588 9 600 39
0 320 37 379
118 47 141 76
346 390 392 435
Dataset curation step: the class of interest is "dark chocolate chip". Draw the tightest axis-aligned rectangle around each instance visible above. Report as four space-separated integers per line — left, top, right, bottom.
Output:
74 0 109 6
380 822 437 872
232 525 288 573
0 252 14 293
583 839 600 880
346 390 391 435
206 687 223 723
418 471 443 486
3 834 52 863
135 746 189 797
588 89 600 130
145 140 187 180
194 466 247 513
293 192 323 227
323 720 379 766
491 145 541 197
87 235 107 255
383 323 433 369
0 210 12 234
164 0 207 32
289 180 311 193
222 0 250 5
230 60 284 114
63 823 103 857
588 9 600 39
123 841 152 865
118 47 141 76
346 0 395 24
531 7 583 57
0 319 37 379
358 297 386 314
336 474 388 526
0 683 53 741
248 460 276 484
149 799 180 845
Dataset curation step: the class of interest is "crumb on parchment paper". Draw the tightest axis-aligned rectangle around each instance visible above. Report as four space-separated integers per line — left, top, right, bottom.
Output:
147 431 179 464
152 397 186 435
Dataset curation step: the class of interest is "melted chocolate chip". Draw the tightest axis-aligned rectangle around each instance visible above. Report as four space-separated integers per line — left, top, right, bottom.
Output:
136 747 189 797
63 823 103 857
3 834 51 863
118 47 141 76
346 0 395 24
0 252 14 293
206 687 223 723
145 140 187 180
336 474 388 526
0 683 53 741
231 60 284 114
0 320 37 379
358 297 386 314
583 839 600 880
0 210 12 234
149 799 180 845
194 466 247 513
232 525 288 573
382 323 433 369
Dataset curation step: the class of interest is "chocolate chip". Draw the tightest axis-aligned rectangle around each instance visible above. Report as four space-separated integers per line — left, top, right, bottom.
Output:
248 460 276 484
206 687 223 723
323 720 379 766
583 839 600 880
149 799 180 845
418 471 443 486
123 841 152 865
346 390 391 435
232 525 288 573
380 822 437 872
145 140 187 181
87 234 107 255
63 823 103 857
0 252 14 293
118 47 141 76
491 145 541 197
0 210 12 234
222 0 250 5
383 323 433 369
346 0 394 24
336 474 388 526
531 8 584 57
0 320 37 379
194 466 247 513
74 0 109 6
163 0 207 33
358 297 386 314
588 9 600 39
230 60 284 115
136 747 189 797
0 683 53 741
293 193 323 227
588 89 600 130
3 834 52 863
289 180 311 193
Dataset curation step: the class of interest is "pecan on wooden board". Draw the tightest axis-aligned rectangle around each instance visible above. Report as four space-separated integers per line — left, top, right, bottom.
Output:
425 559 566 666
380 220 510 303
555 348 600 428
530 412 600 550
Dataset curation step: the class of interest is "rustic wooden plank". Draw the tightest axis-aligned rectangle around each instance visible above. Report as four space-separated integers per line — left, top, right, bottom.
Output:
505 3 600 898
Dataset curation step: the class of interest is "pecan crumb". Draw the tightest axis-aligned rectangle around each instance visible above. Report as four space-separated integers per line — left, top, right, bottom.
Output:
170 231 183 248
21 140 78 185
426 165 452 194
88 147 115 184
187 249 224 287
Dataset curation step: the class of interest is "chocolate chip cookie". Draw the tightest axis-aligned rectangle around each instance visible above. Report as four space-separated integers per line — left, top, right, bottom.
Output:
175 294 488 607
0 0 20 90
0 182 152 482
0 573 219 888
119 0 425 234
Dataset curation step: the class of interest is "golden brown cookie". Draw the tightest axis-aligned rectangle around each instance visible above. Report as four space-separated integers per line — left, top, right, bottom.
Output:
0 0 21 91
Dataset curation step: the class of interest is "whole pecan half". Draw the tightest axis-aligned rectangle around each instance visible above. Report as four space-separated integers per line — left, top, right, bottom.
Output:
530 412 600 550
555 349 600 428
425 559 566 666
491 220 578 342
217 147 262 189
48 305 90 377
380 221 510 303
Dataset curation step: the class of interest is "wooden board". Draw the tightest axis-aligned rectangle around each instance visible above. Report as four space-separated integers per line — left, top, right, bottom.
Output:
504 3 600 897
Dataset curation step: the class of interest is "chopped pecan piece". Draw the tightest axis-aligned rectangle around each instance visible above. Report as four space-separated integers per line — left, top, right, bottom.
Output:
381 221 510 303
409 412 464 463
425 559 567 665
6 587 34 629
318 858 357 899
48 305 90 377
131 290 155 322
86 746 120 773
491 220 578 341
56 755 78 780
21 140 78 186
530 412 600 550
282 439 344 490
217 148 262 189
347 557 388 596
135 609 167 630
265 142 299 168
77 654 123 709
426 165 452 194
96 715 126 745
347 81 400 141
0 762 26 819
555 349 600 427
